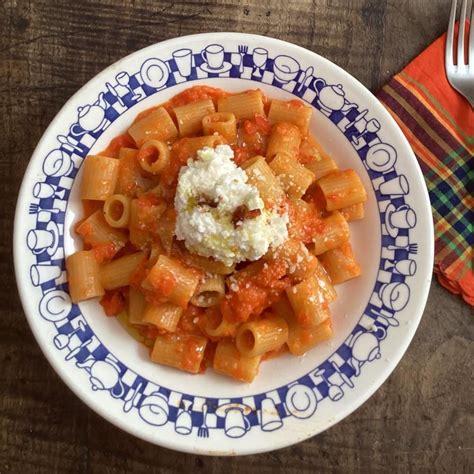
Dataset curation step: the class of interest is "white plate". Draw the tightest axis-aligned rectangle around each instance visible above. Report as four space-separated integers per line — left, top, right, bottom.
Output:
13 32 433 456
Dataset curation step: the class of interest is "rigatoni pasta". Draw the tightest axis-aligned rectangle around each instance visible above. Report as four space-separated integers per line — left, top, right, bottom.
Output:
319 242 362 284
80 155 119 201
151 334 207 373
269 152 315 199
236 315 288 357
318 169 367 211
213 339 261 383
143 303 183 332
68 85 367 383
311 211 350 255
218 90 264 119
103 194 131 228
266 122 301 161
66 250 104 303
100 252 145 290
190 273 225 307
145 255 200 308
268 99 312 134
241 156 284 207
202 112 237 143
128 107 178 146
137 140 170 175
174 98 215 136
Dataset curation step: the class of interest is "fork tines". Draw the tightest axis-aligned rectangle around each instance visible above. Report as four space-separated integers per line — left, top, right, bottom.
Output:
29 203 39 214
445 0 474 106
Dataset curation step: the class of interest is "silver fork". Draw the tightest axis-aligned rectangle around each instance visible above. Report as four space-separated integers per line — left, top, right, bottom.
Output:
446 0 474 107
238 45 248 73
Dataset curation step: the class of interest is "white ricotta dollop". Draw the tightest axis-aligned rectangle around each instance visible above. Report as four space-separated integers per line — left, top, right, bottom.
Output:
174 144 288 266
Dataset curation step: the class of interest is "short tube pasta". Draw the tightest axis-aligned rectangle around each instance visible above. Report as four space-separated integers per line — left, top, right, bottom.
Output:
266 122 301 161
265 238 317 282
340 202 365 221
137 140 170 175
272 296 332 355
242 156 284 207
174 135 227 158
312 211 350 255
174 99 215 136
319 242 361 284
286 276 331 327
103 194 131 228
213 339 261 383
190 274 225 307
236 315 288 357
66 250 104 303
318 169 367 211
269 152 315 199
80 155 119 201
116 147 150 197
143 303 183 332
128 107 178 146
128 287 147 325
100 252 145 290
202 112 237 143
313 257 337 303
178 251 236 275
73 85 367 381
268 99 312 134
218 90 264 119
200 307 239 339
300 137 339 180
145 255 200 308
128 196 167 250
75 209 128 251
151 334 207 373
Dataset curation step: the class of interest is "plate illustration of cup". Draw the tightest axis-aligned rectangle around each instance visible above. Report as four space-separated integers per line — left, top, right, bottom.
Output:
30 263 62 286
175 399 193 435
172 48 193 77
215 402 252 438
273 55 299 83
385 203 417 238
259 397 283 432
379 175 410 196
27 221 59 256
199 44 232 73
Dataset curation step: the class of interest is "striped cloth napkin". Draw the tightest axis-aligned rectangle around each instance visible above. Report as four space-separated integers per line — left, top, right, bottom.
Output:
377 25 473 306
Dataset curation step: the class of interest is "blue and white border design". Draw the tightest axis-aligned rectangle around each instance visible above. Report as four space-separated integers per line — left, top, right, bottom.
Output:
23 41 418 441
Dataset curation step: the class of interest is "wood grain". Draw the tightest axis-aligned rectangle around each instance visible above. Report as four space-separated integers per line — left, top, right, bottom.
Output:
1 0 472 472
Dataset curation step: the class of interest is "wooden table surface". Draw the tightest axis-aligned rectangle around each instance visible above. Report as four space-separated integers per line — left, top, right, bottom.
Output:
1 0 473 472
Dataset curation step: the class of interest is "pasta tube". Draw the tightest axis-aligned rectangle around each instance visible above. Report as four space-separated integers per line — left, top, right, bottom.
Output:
174 98 215 136
190 273 225 307
213 339 261 383
67 250 104 303
236 315 288 357
218 90 264 119
151 334 207 373
318 169 367 211
128 107 178 146
202 112 237 143
80 155 119 201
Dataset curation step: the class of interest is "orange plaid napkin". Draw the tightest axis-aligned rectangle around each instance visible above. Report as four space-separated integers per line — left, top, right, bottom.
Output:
377 24 474 306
